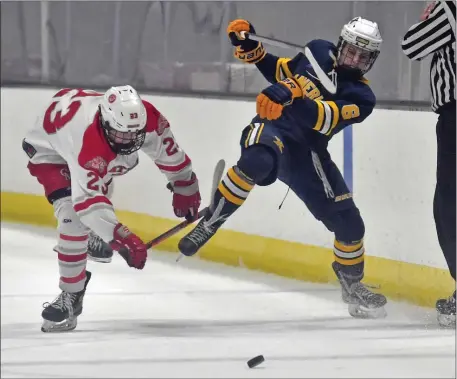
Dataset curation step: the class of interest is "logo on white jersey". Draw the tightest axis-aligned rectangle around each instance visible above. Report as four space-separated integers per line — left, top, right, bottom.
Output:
60 168 71 181
84 156 108 175
109 165 130 176
157 114 169 136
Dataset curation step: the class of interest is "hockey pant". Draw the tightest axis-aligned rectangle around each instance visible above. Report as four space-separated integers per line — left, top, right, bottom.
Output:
212 121 366 282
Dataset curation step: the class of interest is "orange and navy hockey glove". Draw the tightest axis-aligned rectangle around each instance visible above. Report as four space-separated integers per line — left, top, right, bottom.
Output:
227 19 266 64
256 78 303 120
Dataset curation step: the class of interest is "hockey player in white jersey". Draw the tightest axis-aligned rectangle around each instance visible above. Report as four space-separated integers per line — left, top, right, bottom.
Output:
22 86 201 332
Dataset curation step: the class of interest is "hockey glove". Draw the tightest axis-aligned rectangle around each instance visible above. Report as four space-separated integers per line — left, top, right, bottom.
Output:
256 78 303 120
168 172 201 222
227 19 266 64
110 223 147 269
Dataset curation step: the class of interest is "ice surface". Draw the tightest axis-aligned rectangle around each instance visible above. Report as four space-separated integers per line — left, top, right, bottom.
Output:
1 223 455 378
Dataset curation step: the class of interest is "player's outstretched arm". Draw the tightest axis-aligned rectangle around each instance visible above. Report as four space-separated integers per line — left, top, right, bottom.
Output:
70 162 147 269
227 19 294 85
402 1 456 61
140 106 201 222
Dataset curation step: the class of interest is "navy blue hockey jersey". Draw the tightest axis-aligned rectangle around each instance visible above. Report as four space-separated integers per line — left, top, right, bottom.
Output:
252 39 376 147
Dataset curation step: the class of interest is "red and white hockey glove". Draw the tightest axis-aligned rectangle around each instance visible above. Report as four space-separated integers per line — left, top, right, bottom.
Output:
168 172 201 221
109 223 147 269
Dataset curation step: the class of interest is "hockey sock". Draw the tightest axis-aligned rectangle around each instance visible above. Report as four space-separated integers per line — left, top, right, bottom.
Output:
333 239 365 282
210 166 255 221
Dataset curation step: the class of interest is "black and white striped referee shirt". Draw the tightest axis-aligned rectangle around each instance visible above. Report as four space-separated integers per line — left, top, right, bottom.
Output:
402 1 456 112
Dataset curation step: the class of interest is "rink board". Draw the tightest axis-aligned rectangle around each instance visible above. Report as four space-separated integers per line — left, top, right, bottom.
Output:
2 191 453 308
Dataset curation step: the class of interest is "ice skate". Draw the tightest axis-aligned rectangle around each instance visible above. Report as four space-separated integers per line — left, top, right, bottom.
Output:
87 232 113 263
333 262 387 319
179 198 228 256
41 271 92 332
436 291 456 328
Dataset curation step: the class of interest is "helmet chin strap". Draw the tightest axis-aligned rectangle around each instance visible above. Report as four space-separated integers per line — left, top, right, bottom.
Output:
102 128 118 153
99 116 123 154
338 65 364 79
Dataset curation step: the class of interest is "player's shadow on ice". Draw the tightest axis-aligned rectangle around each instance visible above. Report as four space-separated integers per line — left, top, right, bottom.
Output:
1 315 445 342
2 222 342 300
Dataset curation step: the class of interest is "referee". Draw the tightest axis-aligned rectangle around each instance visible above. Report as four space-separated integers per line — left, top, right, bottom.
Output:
402 0 456 328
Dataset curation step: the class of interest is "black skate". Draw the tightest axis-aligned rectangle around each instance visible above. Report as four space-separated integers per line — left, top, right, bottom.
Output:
179 198 228 256
436 291 456 328
41 271 92 332
333 262 387 319
87 232 113 263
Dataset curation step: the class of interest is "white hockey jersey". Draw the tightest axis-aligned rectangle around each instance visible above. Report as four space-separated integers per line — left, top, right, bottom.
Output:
24 88 193 242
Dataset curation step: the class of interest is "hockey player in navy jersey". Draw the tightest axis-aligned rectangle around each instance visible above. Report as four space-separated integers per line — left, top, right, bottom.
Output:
179 17 387 319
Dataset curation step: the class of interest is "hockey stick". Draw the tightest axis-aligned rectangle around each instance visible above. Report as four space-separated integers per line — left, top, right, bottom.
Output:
239 31 337 94
145 208 208 249
116 160 226 265
147 158 226 250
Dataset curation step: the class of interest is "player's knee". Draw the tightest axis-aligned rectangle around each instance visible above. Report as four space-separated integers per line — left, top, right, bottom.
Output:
237 145 276 185
53 197 89 237
336 208 365 242
323 207 365 243
27 162 72 204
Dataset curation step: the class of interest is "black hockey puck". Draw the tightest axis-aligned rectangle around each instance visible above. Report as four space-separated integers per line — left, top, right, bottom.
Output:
247 355 265 368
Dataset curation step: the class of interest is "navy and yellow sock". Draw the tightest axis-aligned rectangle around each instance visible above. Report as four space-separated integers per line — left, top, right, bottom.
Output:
212 166 255 219
333 239 365 282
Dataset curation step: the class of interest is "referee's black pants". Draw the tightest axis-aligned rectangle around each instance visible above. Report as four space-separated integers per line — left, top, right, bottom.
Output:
434 102 456 281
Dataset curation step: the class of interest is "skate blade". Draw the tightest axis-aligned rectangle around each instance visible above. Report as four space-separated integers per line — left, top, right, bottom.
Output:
348 304 387 319
437 313 456 328
41 317 78 333
87 255 112 263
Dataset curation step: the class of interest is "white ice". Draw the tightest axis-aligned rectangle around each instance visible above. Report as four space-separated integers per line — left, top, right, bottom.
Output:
1 223 455 378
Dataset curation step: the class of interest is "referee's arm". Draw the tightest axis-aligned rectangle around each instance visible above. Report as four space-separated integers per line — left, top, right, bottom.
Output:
402 1 456 61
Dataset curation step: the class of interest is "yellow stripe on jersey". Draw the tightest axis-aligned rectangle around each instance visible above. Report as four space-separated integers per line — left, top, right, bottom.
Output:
281 59 293 79
275 58 292 81
227 167 254 191
325 101 340 135
313 101 325 131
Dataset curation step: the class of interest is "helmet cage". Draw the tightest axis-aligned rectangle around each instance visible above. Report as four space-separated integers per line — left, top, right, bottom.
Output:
99 108 146 155
336 37 379 75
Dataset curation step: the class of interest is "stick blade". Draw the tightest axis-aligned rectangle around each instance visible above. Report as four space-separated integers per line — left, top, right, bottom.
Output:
210 159 226 207
304 46 337 94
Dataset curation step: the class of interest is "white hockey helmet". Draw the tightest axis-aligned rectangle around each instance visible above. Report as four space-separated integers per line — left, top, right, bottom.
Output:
337 17 382 75
99 85 147 155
